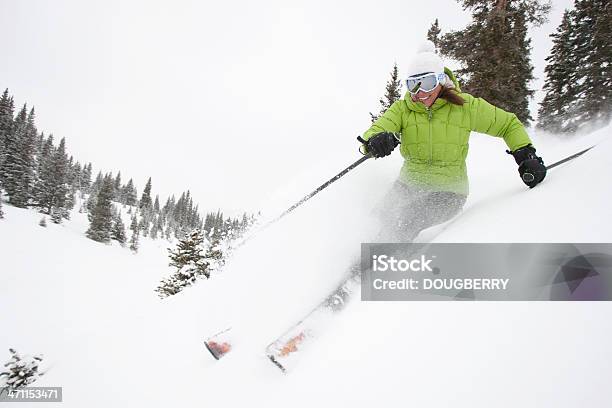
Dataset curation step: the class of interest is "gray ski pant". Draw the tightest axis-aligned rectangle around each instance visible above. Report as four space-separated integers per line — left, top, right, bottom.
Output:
374 180 467 243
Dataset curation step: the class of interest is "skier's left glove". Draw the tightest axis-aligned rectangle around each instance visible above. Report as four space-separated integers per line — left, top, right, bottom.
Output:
508 144 547 188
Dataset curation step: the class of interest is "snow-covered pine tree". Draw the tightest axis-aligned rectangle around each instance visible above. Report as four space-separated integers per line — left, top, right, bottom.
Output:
167 229 208 276
537 9 579 133
129 214 140 253
572 0 612 127
538 0 611 133
139 177 152 211
123 178 137 206
22 107 38 203
437 0 550 125
201 232 226 276
111 210 127 245
139 212 151 237
0 89 14 170
0 349 44 390
150 215 163 240
56 141 71 217
38 137 70 219
85 195 96 222
86 171 104 219
0 104 36 207
113 172 122 203
427 18 442 48
68 159 79 187
65 184 76 217
156 229 209 297
153 194 160 214
81 163 92 193
86 174 114 243
369 63 402 123
34 135 55 211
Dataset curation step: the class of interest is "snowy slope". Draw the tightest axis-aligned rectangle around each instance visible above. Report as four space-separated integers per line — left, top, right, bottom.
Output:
1 124 611 408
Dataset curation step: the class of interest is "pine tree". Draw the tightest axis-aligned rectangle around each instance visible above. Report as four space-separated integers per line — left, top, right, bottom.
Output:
89 171 103 196
153 194 160 214
123 178 137 206
0 89 14 170
139 177 152 210
34 135 55 209
111 211 127 245
156 229 210 297
34 137 69 218
0 190 4 219
51 138 70 220
129 214 140 252
81 163 92 193
438 0 550 125
113 172 122 202
369 63 402 122
0 104 37 207
0 348 44 389
538 0 611 133
201 233 225 276
537 9 579 133
427 18 442 48
572 0 612 126
167 229 208 275
86 175 114 243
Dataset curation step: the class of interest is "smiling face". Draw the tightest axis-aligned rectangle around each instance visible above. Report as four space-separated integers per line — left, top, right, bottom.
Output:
411 83 442 108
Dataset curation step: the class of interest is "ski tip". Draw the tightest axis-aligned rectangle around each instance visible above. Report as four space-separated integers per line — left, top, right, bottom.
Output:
267 354 287 373
204 340 232 360
204 341 221 360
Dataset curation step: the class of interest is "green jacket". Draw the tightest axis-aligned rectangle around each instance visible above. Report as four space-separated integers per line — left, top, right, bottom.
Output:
363 68 532 196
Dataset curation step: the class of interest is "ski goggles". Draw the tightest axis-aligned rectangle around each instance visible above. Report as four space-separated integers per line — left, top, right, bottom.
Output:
406 72 446 94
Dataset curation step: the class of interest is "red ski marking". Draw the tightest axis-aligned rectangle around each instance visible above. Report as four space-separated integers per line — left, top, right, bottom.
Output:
278 333 306 357
207 341 232 358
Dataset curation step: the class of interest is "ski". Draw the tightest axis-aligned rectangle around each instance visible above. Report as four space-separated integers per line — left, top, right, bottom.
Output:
264 269 361 373
204 328 233 360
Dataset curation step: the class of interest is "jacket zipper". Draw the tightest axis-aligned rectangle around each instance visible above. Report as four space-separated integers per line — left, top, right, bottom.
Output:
427 107 433 165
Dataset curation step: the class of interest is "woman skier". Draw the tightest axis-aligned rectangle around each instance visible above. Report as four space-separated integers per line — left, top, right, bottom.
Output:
361 40 547 242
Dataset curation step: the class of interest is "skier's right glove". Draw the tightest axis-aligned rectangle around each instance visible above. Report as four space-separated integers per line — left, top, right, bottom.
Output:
361 132 399 158
508 144 547 188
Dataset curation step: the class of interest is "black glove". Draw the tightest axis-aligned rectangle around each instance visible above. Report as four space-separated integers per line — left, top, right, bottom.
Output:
363 132 399 158
508 145 547 188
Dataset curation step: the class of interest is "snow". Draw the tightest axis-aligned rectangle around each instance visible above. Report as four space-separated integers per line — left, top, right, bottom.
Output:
1 124 612 407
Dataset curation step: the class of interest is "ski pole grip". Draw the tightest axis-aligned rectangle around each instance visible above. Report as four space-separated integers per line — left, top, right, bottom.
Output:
357 136 370 156
356 135 368 145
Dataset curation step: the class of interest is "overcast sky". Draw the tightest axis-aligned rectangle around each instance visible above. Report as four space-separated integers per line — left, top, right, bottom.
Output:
0 0 572 215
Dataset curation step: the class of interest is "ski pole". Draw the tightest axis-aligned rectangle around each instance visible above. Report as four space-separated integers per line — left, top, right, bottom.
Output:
545 145 594 170
522 145 595 183
263 152 372 228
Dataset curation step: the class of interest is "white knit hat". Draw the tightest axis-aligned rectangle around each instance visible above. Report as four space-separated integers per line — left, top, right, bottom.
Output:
406 40 444 77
